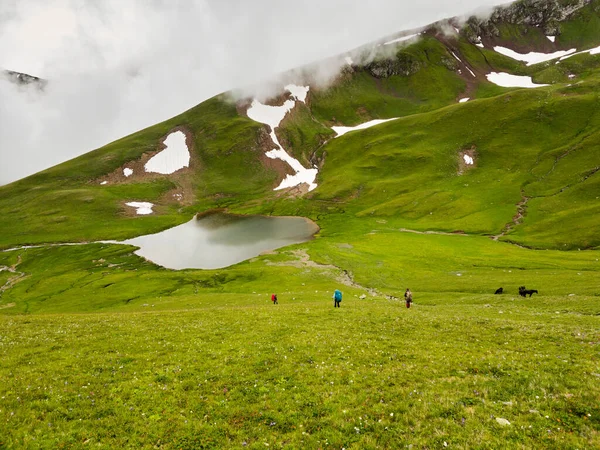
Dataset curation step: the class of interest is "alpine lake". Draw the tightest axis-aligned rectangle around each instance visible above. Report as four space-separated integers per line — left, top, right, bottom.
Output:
123 212 319 269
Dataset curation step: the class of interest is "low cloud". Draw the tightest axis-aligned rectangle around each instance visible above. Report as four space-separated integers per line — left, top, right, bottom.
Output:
0 0 508 184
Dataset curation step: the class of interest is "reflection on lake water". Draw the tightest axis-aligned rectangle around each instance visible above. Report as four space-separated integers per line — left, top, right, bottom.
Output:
123 212 319 269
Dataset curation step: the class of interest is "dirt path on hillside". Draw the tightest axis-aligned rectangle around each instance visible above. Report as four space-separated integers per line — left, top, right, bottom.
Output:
397 228 468 236
266 249 381 297
1 241 119 254
492 191 530 241
0 255 27 299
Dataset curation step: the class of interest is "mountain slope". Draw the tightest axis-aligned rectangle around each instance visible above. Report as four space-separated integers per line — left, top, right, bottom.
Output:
3 2 600 249
1 0 600 276
2 1 600 448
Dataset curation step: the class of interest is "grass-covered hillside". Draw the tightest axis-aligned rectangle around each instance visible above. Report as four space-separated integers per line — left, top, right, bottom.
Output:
1 0 600 448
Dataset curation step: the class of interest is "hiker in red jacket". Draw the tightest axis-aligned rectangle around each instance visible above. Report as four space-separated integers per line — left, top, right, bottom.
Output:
404 288 413 308
271 294 278 304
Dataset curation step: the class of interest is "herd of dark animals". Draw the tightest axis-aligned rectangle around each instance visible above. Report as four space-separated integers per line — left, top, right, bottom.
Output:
495 286 539 297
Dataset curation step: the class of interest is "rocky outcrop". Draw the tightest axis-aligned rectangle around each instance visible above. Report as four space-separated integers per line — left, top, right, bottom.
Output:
365 52 421 78
464 0 592 43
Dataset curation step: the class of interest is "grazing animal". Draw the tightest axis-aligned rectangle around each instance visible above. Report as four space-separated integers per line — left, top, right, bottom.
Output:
519 286 538 297
494 287 503 294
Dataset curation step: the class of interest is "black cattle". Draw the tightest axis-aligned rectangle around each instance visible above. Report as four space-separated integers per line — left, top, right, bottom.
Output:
519 286 538 297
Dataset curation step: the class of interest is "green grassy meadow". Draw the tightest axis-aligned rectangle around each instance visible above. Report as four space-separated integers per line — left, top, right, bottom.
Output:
1 227 599 448
2 1 600 447
2 287 599 449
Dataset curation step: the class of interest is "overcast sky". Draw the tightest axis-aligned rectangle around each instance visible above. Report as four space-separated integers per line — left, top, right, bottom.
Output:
0 0 508 185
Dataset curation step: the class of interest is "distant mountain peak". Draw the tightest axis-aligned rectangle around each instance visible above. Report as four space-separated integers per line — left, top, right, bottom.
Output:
2 70 46 89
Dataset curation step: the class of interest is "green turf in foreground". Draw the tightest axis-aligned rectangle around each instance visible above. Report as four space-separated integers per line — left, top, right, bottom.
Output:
1 294 599 449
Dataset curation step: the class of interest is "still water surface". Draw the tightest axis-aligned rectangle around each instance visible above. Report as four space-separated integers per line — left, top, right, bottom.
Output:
123 213 319 269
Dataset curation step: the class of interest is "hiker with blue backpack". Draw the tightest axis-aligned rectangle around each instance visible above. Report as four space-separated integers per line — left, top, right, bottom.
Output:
333 289 342 307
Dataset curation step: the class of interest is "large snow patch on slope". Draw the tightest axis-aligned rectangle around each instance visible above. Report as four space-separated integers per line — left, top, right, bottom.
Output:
486 72 549 88
247 85 318 192
494 46 576 65
332 118 397 137
145 131 190 174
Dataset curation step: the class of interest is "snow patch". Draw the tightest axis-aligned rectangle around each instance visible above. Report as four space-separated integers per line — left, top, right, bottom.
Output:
345 56 353 66
476 42 484 48
247 89 317 192
560 44 600 61
145 131 190 174
123 168 133 177
285 84 310 103
463 154 474 165
486 72 549 88
459 98 470 103
451 51 476 77
100 181 108 185
332 118 397 138
494 46 576 66
126 202 154 215
383 34 419 46
547 36 556 43
247 99 295 132
454 27 460 34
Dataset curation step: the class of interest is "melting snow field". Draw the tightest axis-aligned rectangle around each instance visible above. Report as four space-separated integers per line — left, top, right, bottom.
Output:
463 154 474 165
332 118 398 137
451 52 477 77
246 85 318 192
547 36 556 43
559 44 600 61
486 72 549 88
145 131 190 174
126 202 154 215
285 84 309 102
123 168 133 177
383 34 419 46
494 46 576 65
459 98 470 103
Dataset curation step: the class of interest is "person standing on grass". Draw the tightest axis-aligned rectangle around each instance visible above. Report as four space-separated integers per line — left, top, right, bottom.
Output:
333 289 342 307
404 288 413 308
271 294 278 304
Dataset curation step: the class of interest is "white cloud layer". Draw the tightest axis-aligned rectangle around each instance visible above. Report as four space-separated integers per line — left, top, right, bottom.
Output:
0 0 506 185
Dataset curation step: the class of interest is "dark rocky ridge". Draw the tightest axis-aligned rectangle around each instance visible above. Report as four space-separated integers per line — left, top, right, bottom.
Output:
464 0 592 42
2 70 46 88
361 0 593 79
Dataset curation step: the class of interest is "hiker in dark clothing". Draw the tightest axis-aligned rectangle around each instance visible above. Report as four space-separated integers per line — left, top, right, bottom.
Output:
333 289 342 307
271 294 278 304
404 288 413 308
